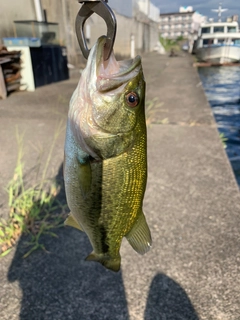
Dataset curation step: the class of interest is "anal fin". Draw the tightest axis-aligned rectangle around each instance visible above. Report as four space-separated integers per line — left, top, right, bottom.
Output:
125 211 152 255
64 212 84 232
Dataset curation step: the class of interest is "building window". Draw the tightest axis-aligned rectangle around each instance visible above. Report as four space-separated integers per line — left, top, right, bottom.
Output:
233 39 240 44
202 27 211 34
203 39 214 45
213 26 224 33
227 27 236 33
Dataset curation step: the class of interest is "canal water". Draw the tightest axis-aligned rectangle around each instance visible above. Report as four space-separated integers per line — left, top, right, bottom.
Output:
198 66 240 187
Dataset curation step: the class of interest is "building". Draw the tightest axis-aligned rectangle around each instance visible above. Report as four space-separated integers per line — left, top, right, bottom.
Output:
0 0 160 64
232 15 239 22
86 0 160 59
227 15 239 22
159 7 195 39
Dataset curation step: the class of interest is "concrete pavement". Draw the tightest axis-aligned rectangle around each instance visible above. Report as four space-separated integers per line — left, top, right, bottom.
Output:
0 52 240 320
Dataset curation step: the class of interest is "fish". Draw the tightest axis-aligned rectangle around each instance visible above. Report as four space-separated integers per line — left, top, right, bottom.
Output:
63 36 151 272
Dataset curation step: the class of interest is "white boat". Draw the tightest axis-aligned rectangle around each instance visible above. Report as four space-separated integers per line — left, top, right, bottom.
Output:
195 21 240 64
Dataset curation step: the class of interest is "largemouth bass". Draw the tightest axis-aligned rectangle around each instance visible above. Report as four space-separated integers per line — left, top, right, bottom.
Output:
64 36 151 272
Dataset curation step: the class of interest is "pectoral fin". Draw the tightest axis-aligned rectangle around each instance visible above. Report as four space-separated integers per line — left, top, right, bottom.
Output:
125 211 152 255
64 212 84 232
77 153 92 198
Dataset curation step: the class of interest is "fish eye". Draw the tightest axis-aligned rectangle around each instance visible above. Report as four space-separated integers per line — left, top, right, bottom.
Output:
126 92 139 107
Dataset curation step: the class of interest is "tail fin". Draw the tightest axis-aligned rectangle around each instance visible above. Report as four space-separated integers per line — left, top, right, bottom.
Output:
85 252 121 272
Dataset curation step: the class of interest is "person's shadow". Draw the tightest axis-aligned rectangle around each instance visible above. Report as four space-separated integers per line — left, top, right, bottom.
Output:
7 164 129 320
7 164 199 320
144 273 199 320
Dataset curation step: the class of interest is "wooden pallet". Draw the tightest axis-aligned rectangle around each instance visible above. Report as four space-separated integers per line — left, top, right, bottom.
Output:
0 47 21 99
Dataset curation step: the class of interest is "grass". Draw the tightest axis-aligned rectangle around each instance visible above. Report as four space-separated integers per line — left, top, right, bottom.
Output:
219 132 228 149
146 98 165 126
0 125 67 258
159 37 179 52
159 36 186 53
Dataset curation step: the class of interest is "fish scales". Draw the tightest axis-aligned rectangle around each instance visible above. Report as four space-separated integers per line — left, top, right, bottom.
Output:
64 36 151 272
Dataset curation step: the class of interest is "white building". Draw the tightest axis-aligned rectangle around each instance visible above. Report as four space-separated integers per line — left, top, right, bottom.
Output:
179 6 193 13
87 0 160 57
138 0 160 22
159 7 206 40
0 0 160 63
159 9 195 39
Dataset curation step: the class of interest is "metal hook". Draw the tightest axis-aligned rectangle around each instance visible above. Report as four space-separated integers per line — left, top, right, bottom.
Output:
76 0 117 61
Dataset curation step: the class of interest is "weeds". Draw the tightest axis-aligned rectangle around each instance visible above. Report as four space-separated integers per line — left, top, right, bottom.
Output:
219 132 228 149
159 37 180 52
146 98 164 126
0 124 67 258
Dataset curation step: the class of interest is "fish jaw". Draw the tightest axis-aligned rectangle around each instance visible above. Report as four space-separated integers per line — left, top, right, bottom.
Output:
81 35 142 92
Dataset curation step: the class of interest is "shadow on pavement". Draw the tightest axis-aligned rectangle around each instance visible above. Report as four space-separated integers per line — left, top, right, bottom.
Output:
144 273 199 320
7 164 129 320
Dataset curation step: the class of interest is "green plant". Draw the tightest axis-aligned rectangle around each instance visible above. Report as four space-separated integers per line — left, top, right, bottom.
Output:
0 125 67 258
159 36 180 52
219 132 228 149
146 98 164 126
176 35 185 41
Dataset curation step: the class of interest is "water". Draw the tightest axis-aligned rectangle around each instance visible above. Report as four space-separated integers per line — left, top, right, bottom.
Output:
198 66 240 187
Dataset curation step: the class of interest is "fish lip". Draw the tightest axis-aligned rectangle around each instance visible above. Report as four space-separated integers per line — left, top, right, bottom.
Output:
95 36 141 80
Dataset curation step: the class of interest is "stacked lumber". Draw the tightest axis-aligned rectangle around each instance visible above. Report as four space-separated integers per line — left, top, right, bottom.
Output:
0 46 21 99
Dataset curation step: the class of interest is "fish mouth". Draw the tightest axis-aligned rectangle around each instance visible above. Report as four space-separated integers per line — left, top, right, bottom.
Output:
92 36 142 92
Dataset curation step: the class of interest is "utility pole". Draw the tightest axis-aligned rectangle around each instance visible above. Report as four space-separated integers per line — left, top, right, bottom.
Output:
34 0 44 22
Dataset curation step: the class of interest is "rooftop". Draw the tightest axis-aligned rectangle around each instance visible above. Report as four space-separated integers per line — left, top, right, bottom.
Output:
160 11 195 17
